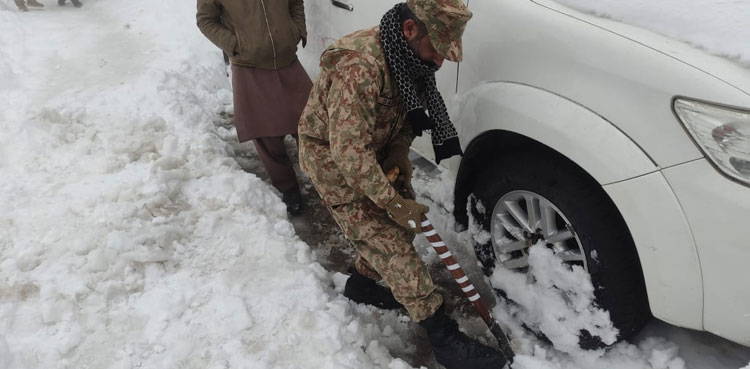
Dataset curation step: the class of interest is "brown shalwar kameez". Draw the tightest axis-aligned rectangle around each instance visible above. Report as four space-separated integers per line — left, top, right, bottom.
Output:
197 0 311 196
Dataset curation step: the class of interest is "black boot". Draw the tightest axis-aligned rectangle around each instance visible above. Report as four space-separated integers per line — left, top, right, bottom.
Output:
282 188 303 216
343 268 403 310
419 306 509 369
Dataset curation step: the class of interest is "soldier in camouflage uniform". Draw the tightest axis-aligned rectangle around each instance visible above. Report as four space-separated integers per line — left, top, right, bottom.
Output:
299 1 510 368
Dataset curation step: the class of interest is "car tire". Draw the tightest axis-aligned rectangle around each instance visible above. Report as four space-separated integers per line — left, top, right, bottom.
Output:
468 148 651 348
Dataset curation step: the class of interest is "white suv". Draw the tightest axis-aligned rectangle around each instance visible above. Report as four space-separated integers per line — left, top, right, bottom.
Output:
300 0 750 347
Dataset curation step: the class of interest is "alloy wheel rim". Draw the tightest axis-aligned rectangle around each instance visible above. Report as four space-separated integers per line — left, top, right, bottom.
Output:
490 190 587 271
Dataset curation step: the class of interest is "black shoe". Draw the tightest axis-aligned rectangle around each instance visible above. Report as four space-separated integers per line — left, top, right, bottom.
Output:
419 306 509 369
344 268 403 310
282 188 303 216
71 0 82 7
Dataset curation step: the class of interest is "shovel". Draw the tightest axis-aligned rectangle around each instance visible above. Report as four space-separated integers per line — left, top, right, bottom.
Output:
386 167 515 360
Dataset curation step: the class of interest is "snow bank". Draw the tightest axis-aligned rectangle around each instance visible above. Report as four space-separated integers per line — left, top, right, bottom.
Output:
0 1 413 368
552 0 750 67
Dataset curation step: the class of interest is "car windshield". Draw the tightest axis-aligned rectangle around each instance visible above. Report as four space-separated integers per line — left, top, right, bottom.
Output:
552 0 750 68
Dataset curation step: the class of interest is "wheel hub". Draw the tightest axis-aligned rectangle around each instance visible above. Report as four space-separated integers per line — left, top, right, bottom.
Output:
490 190 587 271
523 230 545 246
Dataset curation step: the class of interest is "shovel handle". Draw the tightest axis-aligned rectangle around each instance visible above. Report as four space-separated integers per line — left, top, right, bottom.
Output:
385 165 513 358
386 166 495 321
419 215 492 322
420 215 514 359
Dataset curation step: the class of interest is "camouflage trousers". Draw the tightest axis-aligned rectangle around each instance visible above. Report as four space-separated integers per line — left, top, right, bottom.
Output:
329 199 443 322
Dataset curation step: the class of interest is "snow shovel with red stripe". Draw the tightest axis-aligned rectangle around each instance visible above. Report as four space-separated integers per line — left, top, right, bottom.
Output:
387 168 515 360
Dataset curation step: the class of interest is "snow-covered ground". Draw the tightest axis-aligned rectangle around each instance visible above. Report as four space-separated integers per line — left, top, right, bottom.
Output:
0 0 749 369
551 0 750 67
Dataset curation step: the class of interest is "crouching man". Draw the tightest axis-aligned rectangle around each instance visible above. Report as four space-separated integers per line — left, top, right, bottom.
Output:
298 1 509 368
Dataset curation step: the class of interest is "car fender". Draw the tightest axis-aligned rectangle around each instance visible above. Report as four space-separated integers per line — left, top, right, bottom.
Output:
453 81 704 329
455 81 656 184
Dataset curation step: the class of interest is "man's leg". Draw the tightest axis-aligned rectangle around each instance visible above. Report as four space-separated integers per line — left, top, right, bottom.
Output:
330 199 510 369
353 255 381 281
253 136 302 214
330 200 443 322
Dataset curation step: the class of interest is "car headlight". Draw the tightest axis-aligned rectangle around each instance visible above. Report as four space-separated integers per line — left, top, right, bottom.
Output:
673 98 750 186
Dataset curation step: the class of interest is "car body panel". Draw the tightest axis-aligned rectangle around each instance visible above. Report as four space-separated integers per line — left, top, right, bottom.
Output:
297 0 332 81
663 159 750 346
443 81 658 184
603 171 704 330
298 0 400 80
534 0 750 96
328 0 398 40
457 0 749 169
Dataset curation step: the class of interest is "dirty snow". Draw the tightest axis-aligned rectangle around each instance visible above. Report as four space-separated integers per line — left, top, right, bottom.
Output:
1 0 749 369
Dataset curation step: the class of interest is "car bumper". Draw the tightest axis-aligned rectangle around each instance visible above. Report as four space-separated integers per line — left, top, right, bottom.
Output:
663 159 750 346
604 171 703 330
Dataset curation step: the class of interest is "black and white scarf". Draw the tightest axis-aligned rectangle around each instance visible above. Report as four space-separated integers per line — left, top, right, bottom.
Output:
380 3 462 164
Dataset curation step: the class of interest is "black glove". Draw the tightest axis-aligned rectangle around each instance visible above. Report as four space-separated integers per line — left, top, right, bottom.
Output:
407 108 435 136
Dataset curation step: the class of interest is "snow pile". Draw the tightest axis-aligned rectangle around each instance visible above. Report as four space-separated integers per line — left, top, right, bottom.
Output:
413 168 717 369
552 0 750 67
490 244 618 354
0 1 413 368
414 174 618 355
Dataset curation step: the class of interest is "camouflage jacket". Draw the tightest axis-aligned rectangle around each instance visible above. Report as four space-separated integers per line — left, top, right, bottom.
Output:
298 27 417 207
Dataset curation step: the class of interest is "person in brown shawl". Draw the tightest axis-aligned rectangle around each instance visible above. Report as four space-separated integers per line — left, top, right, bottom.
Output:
197 0 312 215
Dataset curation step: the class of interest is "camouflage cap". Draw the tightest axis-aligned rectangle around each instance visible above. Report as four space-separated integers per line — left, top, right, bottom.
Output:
406 0 472 62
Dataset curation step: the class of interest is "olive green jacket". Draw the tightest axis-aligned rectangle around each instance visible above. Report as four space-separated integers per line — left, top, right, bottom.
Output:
196 0 306 70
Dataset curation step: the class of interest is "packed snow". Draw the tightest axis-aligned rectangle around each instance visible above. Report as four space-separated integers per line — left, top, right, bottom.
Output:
551 0 750 67
1 0 750 369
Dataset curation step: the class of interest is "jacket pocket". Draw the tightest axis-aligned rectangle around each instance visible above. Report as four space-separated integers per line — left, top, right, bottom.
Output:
234 28 244 56
373 95 401 146
290 21 301 43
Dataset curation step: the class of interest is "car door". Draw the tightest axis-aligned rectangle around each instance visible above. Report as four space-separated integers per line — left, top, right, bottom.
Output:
328 0 399 39
297 0 334 80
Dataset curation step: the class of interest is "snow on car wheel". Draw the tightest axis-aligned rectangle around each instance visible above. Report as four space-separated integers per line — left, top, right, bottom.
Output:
469 148 652 349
